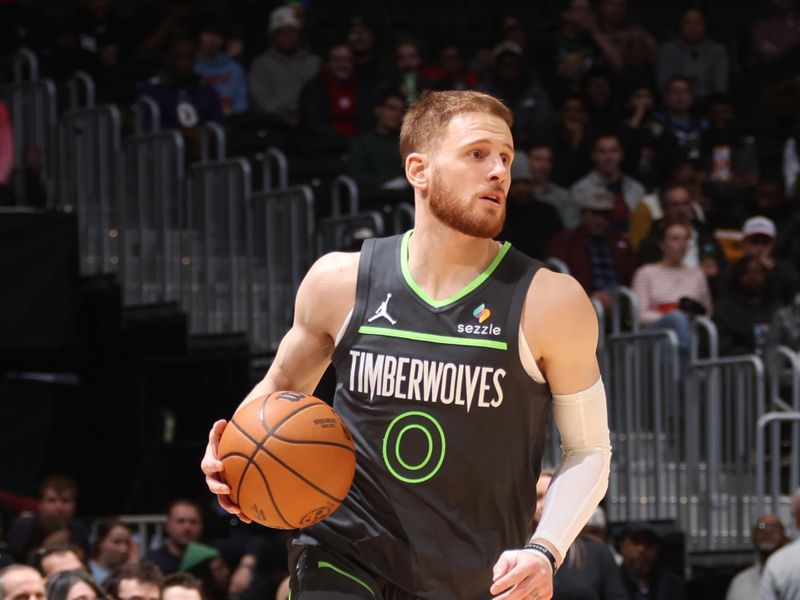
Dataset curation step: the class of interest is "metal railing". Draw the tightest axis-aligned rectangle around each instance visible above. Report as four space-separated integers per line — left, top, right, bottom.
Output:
392 202 414 235
0 76 58 205
183 158 252 336
331 174 359 216
249 185 315 352
682 355 766 551
200 122 226 162
66 70 95 109
121 131 185 305
756 411 800 528
606 329 681 524
262 146 289 191
58 104 123 274
317 211 385 256
611 286 640 333
133 96 161 134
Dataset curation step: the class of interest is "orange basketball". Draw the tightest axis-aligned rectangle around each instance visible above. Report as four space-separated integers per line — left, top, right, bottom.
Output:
218 390 356 529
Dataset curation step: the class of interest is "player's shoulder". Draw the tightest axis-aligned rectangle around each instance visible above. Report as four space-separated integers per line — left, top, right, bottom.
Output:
302 251 359 289
527 268 588 309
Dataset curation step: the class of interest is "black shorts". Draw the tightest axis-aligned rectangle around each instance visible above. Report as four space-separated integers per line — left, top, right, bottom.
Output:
288 543 421 600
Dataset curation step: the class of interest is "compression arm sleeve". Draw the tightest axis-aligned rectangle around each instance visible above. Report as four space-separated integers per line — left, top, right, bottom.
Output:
531 377 612 560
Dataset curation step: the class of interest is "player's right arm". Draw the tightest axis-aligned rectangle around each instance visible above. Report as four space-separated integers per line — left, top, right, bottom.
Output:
200 251 359 518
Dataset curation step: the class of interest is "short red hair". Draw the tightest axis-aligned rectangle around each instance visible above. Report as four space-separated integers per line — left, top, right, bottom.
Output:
399 90 513 162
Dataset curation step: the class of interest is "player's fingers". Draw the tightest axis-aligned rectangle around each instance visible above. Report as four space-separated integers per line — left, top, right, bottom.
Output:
209 419 227 449
490 563 527 597
492 552 513 581
205 474 232 495
491 577 537 600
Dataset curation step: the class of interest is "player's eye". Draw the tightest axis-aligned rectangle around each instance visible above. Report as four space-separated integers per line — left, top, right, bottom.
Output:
470 150 482 159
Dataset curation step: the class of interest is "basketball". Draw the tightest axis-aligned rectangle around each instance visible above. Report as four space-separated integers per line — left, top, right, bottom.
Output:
218 390 356 529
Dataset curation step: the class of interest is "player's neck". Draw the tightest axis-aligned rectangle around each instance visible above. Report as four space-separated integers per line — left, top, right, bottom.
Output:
407 220 500 302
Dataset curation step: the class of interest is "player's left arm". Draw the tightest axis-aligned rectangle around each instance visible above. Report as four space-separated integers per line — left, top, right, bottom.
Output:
491 270 611 600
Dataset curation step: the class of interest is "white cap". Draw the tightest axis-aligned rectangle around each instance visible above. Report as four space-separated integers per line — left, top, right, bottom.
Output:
269 6 301 33
742 216 776 239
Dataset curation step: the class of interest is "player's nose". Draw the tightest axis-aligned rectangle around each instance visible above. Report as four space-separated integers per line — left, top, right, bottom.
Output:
486 155 508 182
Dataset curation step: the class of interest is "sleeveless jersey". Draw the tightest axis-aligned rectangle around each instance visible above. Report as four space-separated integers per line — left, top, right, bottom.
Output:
301 231 552 600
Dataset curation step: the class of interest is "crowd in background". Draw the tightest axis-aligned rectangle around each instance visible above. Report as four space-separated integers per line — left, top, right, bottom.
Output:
1 474 799 600
3 0 800 357
5 0 800 598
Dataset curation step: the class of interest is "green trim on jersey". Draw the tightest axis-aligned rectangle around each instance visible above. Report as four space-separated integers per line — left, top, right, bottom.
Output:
400 230 511 308
358 325 508 350
317 561 375 597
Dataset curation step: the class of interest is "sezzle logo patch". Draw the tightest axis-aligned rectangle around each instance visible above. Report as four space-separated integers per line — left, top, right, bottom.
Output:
457 303 502 336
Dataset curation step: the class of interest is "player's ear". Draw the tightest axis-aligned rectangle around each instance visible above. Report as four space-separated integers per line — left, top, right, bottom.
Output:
405 152 428 191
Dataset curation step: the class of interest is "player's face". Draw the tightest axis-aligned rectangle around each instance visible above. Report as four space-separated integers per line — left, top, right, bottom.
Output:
428 112 513 238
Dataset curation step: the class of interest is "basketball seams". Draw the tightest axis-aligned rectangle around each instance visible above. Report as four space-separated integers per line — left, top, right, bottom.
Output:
225 420 290 527
230 414 351 504
258 443 349 504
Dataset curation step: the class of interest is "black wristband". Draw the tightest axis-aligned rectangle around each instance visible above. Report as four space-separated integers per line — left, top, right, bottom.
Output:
523 542 558 574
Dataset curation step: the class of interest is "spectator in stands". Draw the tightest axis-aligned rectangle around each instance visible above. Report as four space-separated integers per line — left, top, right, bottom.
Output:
179 542 229 600
738 216 800 305
527 142 580 228
533 472 627 600
146 499 203 575
195 20 249 116
635 182 722 282
126 0 197 74
0 99 14 206
657 7 730 100
477 40 553 150
376 39 434 105
760 487 800 599
88 519 136 586
551 0 623 94
596 0 657 77
621 82 661 189
6 475 90 561
583 507 623 565
571 133 646 234
29 543 87 578
162 572 203 600
104 562 162 600
631 220 713 366
248 6 321 127
298 43 371 146
582 68 625 135
652 77 706 163
422 43 478 91
346 17 378 86
701 95 759 189
715 256 780 356
768 290 800 355
0 565 45 600
752 0 800 64
347 92 406 190
137 36 224 158
500 149 562 260
46 569 103 600
550 94 593 186
617 522 687 599
726 514 787 600
547 190 635 311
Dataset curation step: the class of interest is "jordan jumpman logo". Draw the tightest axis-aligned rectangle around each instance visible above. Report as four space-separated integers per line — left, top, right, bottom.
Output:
368 293 397 325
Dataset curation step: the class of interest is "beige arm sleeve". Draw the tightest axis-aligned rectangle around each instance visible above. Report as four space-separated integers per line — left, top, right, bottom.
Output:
531 377 612 560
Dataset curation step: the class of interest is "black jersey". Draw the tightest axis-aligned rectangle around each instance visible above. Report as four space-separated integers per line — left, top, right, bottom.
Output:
300 231 552 600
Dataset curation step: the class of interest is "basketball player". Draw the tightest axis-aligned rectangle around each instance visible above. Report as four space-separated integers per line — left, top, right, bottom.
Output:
202 90 612 600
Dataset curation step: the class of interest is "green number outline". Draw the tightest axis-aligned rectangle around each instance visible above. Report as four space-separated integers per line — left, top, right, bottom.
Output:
382 411 446 483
